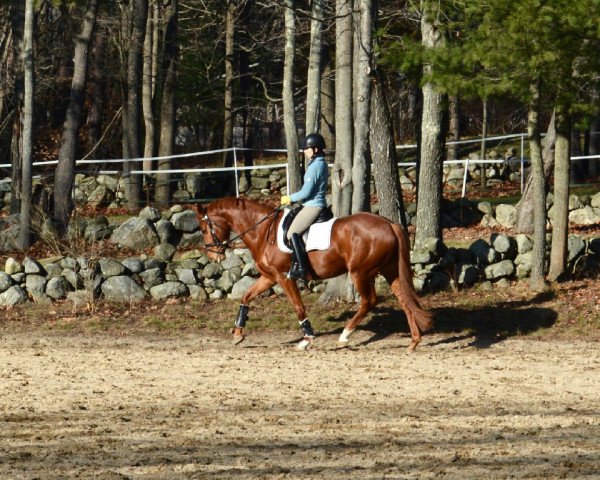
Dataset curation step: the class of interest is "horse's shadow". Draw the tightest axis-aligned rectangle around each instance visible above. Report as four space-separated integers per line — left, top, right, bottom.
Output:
321 291 558 349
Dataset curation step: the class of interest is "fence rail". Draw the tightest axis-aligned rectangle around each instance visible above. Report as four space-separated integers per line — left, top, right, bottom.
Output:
1 133 598 198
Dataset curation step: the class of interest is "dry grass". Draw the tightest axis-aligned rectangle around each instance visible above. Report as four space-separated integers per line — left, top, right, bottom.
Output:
2 277 599 344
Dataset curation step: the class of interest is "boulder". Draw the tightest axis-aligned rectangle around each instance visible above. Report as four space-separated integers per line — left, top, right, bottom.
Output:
229 276 256 300
101 276 148 301
567 235 586 263
139 206 162 222
495 204 517 228
0 285 28 306
4 257 23 275
0 272 13 292
484 260 515 280
24 257 45 275
110 217 159 249
154 243 177 262
149 281 189 299
569 206 600 225
46 276 70 300
170 210 199 233
139 268 164 289
99 258 126 277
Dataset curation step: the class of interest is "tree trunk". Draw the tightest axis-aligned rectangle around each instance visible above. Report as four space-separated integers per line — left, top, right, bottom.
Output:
515 111 556 233
370 69 406 228
527 80 548 292
548 106 570 282
318 0 354 305
53 0 98 233
142 0 158 179
479 98 488 189
331 0 353 218
86 21 105 159
19 0 34 249
319 42 335 149
155 0 178 209
305 0 324 135
414 0 446 248
447 95 460 161
282 0 300 194
9 0 24 215
351 0 374 214
570 127 584 183
222 0 235 168
589 111 600 178
121 0 147 212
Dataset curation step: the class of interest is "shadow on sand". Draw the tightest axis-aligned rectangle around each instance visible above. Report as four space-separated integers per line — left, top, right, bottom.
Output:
322 291 557 349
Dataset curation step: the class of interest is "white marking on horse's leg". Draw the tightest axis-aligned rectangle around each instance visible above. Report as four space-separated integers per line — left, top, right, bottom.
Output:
296 337 313 350
338 328 355 343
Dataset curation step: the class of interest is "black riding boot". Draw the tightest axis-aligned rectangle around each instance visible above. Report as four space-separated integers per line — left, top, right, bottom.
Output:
288 233 309 280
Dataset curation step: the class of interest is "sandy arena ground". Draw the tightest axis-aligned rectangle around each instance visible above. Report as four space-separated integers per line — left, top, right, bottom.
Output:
1 330 599 479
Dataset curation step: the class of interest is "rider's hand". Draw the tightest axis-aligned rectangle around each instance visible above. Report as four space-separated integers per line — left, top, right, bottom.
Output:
280 195 291 206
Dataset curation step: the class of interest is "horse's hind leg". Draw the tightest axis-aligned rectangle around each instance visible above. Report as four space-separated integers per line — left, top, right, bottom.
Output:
338 274 378 345
388 278 422 352
233 275 276 344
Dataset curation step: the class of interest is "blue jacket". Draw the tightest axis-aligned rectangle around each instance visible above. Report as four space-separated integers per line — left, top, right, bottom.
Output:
289 156 328 207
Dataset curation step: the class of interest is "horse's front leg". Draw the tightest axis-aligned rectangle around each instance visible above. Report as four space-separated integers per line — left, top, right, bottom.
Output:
232 275 276 344
278 275 314 351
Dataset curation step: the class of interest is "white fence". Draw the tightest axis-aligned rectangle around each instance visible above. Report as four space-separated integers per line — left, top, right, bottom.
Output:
1 133 599 199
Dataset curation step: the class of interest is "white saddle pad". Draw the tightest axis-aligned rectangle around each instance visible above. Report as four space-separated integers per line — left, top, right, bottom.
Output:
277 209 337 253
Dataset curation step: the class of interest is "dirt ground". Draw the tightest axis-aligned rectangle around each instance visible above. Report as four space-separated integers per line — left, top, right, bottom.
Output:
1 328 599 480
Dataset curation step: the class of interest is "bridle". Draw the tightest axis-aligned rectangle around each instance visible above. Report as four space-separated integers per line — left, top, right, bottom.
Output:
201 206 282 254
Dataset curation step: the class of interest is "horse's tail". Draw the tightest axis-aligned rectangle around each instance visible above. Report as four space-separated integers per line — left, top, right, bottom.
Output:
390 223 434 333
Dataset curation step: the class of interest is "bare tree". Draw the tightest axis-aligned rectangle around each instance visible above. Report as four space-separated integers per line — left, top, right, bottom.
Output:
9 0 24 215
222 0 235 167
19 0 34 248
447 95 460 161
319 0 354 304
119 0 147 212
370 69 406 228
331 0 353 218
351 0 373 213
142 0 159 176
282 0 300 193
548 106 571 282
526 80 549 292
54 0 99 232
414 0 446 247
305 0 324 134
155 0 178 209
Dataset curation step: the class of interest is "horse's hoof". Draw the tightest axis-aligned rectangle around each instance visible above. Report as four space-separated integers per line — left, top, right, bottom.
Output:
232 327 245 345
338 328 354 344
407 343 418 353
296 336 314 351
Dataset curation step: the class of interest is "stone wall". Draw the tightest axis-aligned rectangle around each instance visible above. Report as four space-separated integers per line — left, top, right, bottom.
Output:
1 227 599 307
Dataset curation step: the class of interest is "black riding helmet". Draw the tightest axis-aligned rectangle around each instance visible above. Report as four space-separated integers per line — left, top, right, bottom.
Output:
301 132 326 151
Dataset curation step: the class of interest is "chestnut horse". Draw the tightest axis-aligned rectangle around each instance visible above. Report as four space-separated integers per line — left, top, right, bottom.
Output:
196 197 432 351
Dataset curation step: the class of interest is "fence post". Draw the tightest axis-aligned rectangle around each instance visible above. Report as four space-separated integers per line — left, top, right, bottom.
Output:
233 147 239 197
461 158 469 197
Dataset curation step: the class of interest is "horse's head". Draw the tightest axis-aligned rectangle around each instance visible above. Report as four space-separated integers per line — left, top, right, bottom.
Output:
196 203 231 262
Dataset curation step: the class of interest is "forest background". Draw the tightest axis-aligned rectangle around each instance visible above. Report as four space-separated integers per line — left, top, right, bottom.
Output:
2 0 600 297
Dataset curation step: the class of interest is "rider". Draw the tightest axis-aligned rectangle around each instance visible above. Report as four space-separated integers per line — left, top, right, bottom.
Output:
280 132 329 281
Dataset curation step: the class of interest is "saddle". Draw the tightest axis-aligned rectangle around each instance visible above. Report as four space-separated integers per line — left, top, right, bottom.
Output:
281 206 334 249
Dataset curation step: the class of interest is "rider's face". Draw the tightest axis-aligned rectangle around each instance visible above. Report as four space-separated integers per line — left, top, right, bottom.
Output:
304 147 315 160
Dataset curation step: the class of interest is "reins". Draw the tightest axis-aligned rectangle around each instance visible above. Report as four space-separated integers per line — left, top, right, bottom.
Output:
202 206 282 252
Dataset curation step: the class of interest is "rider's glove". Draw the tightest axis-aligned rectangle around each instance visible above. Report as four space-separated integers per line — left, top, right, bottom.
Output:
280 195 291 206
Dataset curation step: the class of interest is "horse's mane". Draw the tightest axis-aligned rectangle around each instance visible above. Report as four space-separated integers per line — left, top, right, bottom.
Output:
211 196 276 217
